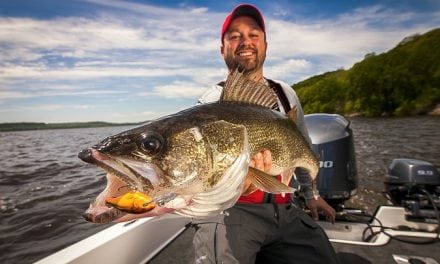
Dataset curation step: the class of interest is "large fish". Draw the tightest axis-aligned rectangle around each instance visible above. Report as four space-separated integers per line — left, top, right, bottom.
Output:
78 70 319 223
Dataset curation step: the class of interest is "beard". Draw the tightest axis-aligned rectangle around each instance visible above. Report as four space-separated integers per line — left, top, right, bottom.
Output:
224 48 266 75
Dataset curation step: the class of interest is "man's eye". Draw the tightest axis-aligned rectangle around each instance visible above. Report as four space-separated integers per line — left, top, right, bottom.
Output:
249 30 261 39
229 34 240 40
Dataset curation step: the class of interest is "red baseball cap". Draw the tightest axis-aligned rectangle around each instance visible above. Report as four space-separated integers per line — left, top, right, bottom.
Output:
221 4 265 42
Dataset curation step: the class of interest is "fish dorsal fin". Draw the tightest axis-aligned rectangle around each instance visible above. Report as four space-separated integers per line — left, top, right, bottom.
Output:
220 69 278 108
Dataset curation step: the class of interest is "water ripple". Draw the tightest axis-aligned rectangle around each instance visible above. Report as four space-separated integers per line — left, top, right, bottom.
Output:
0 119 439 263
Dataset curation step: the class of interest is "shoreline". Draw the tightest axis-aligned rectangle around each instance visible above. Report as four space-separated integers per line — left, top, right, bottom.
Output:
0 121 142 132
1 108 438 132
346 104 440 118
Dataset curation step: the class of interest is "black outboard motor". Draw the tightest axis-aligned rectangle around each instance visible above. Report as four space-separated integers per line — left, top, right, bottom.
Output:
304 114 358 207
385 159 440 222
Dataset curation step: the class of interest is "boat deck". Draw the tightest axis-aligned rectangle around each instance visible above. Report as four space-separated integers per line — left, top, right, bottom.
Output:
149 207 440 264
36 206 440 264
148 226 440 264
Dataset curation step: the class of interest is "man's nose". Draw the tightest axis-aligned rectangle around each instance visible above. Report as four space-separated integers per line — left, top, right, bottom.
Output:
240 34 253 46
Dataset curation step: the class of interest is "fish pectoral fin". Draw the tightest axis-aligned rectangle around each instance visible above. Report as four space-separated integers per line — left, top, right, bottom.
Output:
248 167 295 194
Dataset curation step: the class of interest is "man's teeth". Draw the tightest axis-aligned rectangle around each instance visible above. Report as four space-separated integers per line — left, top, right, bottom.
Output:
239 52 253 56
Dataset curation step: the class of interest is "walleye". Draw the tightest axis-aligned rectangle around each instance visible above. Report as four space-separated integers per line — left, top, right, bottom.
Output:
79 70 319 224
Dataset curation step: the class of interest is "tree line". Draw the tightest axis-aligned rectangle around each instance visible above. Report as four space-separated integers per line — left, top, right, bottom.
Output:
293 28 440 117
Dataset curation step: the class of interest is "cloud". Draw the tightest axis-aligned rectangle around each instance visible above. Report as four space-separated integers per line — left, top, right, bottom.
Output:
0 103 96 113
0 8 223 99
0 91 31 99
139 81 208 99
0 1 439 122
110 111 159 122
266 59 310 80
265 4 439 83
2 3 436 84
0 88 125 100
0 18 144 55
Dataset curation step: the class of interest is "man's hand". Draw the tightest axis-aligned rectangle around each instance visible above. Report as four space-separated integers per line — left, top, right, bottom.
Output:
242 150 272 195
244 150 336 224
306 196 336 224
250 149 272 171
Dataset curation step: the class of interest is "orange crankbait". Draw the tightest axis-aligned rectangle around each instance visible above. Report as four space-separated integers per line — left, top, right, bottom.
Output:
105 191 156 214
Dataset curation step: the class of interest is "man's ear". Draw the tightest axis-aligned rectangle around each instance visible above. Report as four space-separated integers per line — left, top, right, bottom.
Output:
220 45 224 55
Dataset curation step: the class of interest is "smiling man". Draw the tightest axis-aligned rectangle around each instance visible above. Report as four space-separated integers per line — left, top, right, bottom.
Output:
194 4 340 264
221 15 266 77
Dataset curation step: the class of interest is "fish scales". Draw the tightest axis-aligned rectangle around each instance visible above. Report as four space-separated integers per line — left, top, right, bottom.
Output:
136 102 314 184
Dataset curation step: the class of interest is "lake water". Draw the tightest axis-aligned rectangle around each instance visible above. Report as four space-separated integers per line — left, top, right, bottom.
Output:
0 116 439 263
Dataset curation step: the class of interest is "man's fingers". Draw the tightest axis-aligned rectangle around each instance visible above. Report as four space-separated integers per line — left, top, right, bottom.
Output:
326 208 336 224
250 150 272 172
310 207 319 221
262 149 272 172
326 213 335 224
253 152 264 170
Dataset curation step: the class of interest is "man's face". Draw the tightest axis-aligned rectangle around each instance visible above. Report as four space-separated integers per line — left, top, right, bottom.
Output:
221 16 267 75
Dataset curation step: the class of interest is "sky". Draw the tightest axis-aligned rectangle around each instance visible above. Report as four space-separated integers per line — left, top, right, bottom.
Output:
0 0 439 124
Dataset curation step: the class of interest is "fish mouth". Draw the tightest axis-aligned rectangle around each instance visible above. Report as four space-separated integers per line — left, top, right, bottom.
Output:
79 148 189 223
82 173 167 224
78 148 158 190
82 173 130 223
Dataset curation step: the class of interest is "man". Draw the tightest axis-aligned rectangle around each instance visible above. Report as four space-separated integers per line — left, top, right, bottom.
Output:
193 4 340 264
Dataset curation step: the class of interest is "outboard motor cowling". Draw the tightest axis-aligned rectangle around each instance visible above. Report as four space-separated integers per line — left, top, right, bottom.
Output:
385 158 440 222
304 114 358 205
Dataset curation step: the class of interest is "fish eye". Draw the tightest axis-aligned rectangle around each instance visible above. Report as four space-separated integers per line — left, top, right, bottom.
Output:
140 134 163 154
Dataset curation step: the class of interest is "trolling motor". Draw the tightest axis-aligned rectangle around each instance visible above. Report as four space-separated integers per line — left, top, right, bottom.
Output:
304 114 358 208
384 159 440 223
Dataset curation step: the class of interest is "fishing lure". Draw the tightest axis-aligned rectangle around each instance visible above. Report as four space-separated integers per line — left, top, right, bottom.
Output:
105 191 156 214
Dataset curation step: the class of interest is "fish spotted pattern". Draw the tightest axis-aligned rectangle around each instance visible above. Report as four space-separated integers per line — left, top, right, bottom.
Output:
78 70 318 223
